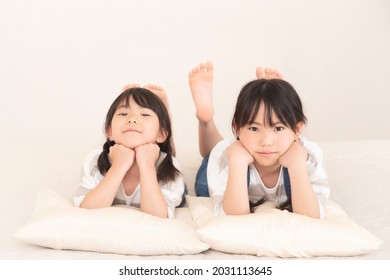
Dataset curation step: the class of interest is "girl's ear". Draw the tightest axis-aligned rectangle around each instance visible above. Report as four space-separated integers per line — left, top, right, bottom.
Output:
156 129 168 144
295 122 305 139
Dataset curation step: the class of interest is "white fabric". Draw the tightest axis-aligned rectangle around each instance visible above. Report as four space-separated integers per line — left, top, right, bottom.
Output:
186 196 383 257
207 137 330 217
15 189 209 256
74 150 185 218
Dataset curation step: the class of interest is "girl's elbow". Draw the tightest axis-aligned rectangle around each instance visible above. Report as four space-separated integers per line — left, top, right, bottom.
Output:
223 204 250 215
293 208 320 219
140 206 168 218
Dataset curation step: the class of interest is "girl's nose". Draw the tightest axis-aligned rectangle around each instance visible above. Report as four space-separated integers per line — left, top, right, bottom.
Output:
260 133 273 146
127 115 138 124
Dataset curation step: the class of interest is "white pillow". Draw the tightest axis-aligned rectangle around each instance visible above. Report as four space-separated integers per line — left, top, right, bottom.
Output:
15 189 209 255
186 196 383 258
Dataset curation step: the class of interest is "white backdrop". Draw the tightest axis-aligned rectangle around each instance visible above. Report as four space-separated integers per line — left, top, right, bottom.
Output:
1 0 389 176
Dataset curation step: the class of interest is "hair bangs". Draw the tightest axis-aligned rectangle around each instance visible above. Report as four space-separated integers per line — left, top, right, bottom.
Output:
233 83 262 130
232 79 306 134
262 97 278 128
130 88 159 111
264 92 292 128
269 80 307 132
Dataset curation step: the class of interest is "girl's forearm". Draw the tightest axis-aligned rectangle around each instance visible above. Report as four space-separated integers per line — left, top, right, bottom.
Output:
139 166 168 218
288 164 320 218
80 166 126 208
223 162 250 215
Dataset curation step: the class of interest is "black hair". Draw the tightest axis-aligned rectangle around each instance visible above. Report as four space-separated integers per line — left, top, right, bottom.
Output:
97 87 180 183
232 79 306 133
231 79 307 212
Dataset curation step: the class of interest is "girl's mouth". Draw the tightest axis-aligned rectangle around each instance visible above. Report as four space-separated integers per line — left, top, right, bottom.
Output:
257 151 276 157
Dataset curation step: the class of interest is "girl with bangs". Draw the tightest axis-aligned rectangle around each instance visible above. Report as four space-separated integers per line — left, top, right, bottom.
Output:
74 86 185 218
188 61 329 219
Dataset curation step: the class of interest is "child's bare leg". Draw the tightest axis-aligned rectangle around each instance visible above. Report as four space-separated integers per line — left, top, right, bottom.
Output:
256 67 283 79
197 120 223 158
143 84 176 157
189 61 223 157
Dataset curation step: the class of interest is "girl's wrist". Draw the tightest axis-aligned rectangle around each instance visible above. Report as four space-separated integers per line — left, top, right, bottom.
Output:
285 161 307 173
110 161 131 174
228 158 249 169
228 153 252 165
138 161 156 172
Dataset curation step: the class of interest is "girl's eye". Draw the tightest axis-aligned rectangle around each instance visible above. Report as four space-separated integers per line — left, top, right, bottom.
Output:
275 126 284 132
118 112 127 116
141 113 151 117
248 126 259 132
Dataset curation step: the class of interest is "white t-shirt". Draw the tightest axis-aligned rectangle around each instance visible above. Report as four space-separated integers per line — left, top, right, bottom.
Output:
207 137 330 218
73 150 185 218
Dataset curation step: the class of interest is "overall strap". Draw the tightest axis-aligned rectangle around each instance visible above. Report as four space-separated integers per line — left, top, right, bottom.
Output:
247 167 251 186
283 167 292 211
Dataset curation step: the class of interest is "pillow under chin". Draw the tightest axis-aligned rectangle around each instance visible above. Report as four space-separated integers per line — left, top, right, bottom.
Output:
15 189 209 256
186 196 382 258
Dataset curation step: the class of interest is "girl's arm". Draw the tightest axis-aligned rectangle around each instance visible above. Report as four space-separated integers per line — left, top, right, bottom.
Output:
80 145 134 208
222 141 254 215
280 141 320 218
135 143 168 218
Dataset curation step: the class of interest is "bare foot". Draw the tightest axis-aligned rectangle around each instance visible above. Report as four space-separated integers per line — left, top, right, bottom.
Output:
122 83 141 91
255 67 283 79
143 84 170 111
188 61 214 123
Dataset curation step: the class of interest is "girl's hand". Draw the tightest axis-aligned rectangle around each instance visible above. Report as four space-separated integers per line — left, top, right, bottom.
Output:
135 143 160 169
226 140 254 165
109 144 135 172
279 140 307 168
